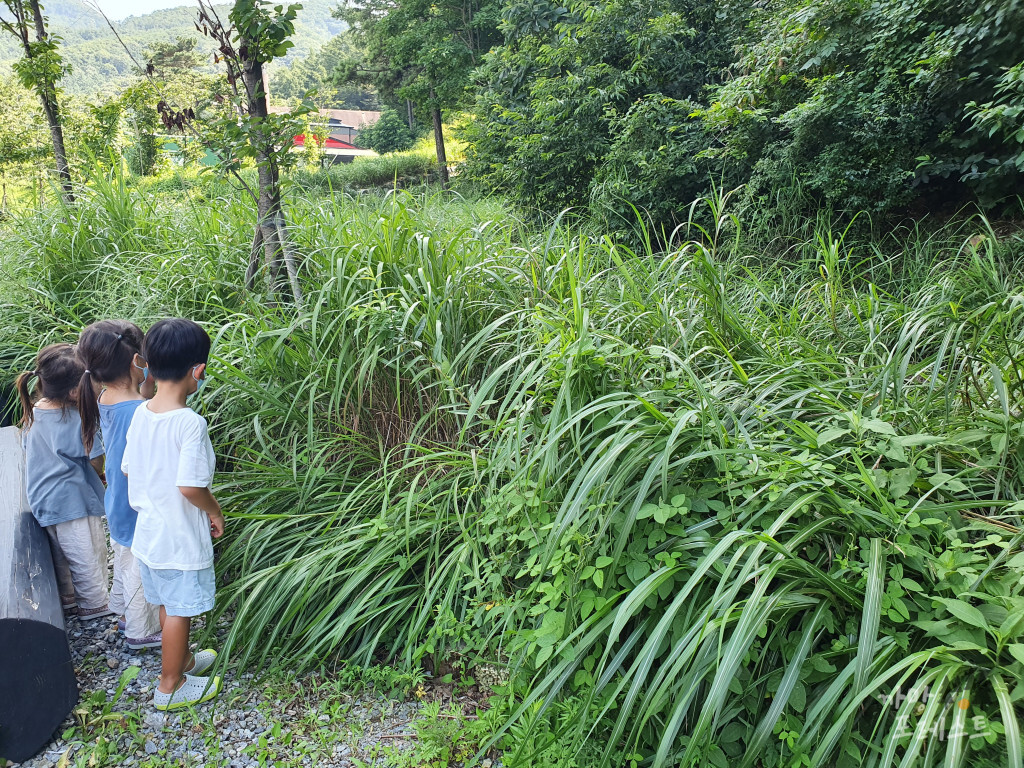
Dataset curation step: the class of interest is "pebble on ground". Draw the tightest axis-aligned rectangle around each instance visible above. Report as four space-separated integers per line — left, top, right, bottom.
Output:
11 612 425 767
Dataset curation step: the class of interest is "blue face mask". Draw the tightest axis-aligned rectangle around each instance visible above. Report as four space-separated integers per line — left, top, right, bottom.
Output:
190 365 206 397
134 359 149 383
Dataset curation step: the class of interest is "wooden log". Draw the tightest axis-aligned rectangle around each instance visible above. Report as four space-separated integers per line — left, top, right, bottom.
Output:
0 426 79 764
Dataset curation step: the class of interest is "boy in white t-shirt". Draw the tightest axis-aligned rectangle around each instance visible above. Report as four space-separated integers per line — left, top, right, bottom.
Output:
122 318 226 710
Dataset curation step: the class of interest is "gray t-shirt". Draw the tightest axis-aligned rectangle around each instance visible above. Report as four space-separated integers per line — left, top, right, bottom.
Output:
24 407 106 528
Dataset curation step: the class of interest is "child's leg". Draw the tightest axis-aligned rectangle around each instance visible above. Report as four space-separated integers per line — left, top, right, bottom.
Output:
143 566 221 707
45 527 76 609
49 517 109 609
109 541 127 620
158 613 191 694
53 515 110 610
121 545 160 640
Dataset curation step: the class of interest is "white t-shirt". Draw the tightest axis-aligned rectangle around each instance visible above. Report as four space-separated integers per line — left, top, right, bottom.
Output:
122 404 216 570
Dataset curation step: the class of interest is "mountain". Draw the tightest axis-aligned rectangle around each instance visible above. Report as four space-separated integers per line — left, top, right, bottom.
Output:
0 0 345 96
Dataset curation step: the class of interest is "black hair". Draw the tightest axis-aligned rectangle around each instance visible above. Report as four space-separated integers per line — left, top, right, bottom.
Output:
16 343 85 428
77 319 145 453
143 318 211 382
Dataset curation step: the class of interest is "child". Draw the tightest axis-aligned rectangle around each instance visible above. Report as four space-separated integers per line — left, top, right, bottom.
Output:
78 320 162 650
122 318 224 710
17 343 112 620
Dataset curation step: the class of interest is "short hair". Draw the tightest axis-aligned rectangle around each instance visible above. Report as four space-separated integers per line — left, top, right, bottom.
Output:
143 318 211 381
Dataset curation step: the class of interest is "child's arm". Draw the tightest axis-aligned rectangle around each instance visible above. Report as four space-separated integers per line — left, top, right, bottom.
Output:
90 455 104 477
179 486 225 538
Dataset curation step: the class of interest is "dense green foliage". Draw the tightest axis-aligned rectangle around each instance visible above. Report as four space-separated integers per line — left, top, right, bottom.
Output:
3 0 1023 765
355 106 415 153
724 0 1024 216
2 177 1023 766
462 0 733 213
464 0 1024 229
0 73 46 178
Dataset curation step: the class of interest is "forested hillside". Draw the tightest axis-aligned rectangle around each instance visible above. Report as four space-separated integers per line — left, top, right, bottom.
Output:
0 0 343 94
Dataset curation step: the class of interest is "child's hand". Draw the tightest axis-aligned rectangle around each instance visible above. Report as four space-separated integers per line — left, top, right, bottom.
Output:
179 486 224 538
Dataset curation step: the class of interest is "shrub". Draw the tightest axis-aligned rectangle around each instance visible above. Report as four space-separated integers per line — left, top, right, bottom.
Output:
290 150 438 190
356 107 416 154
590 96 732 239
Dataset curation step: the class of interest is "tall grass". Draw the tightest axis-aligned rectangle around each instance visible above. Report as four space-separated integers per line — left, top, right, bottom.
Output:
1 175 1023 767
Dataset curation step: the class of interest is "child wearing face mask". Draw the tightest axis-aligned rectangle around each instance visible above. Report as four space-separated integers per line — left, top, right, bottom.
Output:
122 318 224 710
78 319 162 649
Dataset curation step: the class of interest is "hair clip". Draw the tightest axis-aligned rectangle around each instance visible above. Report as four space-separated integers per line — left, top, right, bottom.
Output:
115 333 123 340
84 369 91 375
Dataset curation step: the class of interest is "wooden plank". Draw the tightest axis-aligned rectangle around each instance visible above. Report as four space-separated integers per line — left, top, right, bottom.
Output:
0 425 79 764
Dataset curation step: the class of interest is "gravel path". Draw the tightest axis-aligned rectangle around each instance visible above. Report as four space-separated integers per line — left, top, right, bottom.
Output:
12 612 429 767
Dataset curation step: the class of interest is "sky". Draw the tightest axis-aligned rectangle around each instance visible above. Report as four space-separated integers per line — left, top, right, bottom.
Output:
93 0 192 20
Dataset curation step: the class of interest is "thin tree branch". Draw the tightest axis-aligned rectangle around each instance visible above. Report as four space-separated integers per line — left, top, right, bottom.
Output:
81 0 262 208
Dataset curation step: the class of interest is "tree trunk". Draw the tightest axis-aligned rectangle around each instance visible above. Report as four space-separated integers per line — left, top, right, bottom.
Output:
406 99 414 131
239 46 301 305
273 212 303 307
431 103 449 188
28 0 73 204
256 162 288 300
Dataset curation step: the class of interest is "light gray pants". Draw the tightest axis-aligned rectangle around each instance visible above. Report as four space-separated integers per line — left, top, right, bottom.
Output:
45 515 109 611
109 541 161 638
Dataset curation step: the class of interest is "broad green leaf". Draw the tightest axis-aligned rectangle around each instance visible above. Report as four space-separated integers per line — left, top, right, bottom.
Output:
862 419 896 435
889 467 919 499
937 598 988 630
928 472 969 492
1007 644 1024 665
898 434 943 447
653 504 673 524
817 427 850 446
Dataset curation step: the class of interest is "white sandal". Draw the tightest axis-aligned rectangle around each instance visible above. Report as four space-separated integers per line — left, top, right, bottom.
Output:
184 648 218 676
153 674 221 711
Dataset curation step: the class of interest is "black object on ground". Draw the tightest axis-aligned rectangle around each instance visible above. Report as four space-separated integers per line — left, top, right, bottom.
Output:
0 425 79 764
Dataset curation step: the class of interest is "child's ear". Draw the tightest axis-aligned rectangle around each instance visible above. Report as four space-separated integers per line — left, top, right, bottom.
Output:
193 362 207 379
133 353 147 369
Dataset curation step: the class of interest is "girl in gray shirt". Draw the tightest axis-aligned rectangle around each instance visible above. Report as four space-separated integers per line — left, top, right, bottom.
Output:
17 343 112 620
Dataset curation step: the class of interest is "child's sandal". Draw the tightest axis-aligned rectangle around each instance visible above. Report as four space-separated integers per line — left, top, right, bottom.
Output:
153 674 221 711
184 648 218 676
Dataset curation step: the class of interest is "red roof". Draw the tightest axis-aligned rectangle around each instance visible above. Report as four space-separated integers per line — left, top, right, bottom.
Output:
293 134 359 150
270 106 381 129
